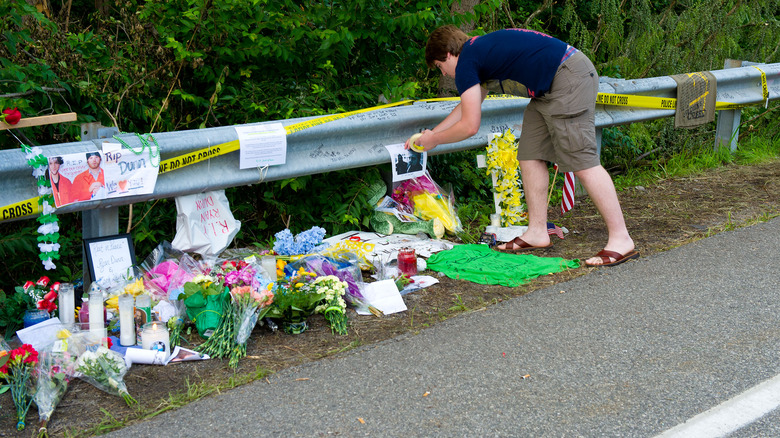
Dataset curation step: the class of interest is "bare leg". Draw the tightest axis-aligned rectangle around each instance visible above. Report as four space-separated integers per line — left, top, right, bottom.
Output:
575 165 634 265
495 159 551 250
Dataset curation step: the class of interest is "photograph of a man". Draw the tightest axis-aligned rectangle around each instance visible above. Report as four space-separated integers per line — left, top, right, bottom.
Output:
47 156 72 207
71 151 106 201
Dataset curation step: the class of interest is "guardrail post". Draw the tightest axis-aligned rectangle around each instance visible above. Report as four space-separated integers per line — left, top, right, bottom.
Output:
80 122 120 289
714 59 745 152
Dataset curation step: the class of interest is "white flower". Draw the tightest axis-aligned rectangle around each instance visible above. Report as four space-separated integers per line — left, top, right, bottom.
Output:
43 258 57 270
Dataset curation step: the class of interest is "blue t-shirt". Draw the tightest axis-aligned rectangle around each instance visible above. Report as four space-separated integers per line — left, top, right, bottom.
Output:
455 29 568 98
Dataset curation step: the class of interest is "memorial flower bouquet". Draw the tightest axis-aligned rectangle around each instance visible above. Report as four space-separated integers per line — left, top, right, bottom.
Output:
197 259 274 368
180 274 226 337
75 345 136 405
0 344 39 430
265 266 322 334
304 255 381 317
391 172 468 240
485 129 526 225
229 285 274 367
34 331 80 438
312 276 349 335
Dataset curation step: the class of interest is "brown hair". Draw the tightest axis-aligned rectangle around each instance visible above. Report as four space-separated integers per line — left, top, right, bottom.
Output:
425 25 470 69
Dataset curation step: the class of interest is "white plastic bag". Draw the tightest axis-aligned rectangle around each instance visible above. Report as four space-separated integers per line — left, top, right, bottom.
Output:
171 190 241 258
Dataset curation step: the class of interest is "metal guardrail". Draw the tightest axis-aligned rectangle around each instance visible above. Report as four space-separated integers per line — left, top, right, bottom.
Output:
1 62 778 227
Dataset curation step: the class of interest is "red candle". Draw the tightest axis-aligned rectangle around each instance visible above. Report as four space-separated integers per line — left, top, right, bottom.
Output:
397 248 417 277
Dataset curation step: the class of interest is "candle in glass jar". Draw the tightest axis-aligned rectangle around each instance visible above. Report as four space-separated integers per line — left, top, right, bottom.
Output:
58 283 75 326
141 321 170 356
88 286 105 339
118 294 136 346
397 247 418 277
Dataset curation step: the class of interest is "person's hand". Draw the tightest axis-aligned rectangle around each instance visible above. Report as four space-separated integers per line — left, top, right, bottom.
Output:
405 129 436 152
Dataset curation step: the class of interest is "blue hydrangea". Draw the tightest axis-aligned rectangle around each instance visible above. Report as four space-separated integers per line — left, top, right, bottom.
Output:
273 226 328 255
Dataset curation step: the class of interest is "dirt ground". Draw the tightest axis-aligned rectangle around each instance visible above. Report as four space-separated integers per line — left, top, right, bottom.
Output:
2 159 779 437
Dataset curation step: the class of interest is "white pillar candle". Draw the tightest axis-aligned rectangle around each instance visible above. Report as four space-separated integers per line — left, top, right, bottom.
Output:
58 283 75 326
88 286 105 340
118 294 136 346
141 321 170 356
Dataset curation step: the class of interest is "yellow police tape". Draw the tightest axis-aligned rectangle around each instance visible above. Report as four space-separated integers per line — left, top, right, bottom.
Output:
2 70 771 221
1 197 41 222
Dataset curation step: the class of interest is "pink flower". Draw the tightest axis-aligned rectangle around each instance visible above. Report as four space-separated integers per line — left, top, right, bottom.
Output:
224 270 240 286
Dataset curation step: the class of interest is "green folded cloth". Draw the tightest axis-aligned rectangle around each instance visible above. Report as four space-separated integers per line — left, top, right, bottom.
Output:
426 244 580 287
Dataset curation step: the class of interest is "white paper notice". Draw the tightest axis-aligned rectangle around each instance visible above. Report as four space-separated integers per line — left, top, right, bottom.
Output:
16 318 64 351
356 279 407 315
236 123 287 169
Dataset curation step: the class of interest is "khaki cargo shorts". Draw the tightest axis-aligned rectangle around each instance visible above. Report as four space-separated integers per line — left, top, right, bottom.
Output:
516 51 600 173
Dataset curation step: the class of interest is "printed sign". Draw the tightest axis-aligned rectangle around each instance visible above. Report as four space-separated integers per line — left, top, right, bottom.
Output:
47 142 159 208
84 234 137 287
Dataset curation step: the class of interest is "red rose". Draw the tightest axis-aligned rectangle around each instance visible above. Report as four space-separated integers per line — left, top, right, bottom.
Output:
36 276 51 287
104 337 113 348
2 108 21 125
51 282 61 292
44 289 57 302
23 281 35 291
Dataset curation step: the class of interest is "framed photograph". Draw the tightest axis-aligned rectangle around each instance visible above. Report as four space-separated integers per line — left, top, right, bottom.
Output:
83 233 137 286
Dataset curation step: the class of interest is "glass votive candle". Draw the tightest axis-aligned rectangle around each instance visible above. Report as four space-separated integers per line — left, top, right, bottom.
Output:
118 294 136 346
490 213 501 227
397 247 418 277
135 294 152 343
58 283 75 326
141 321 170 356
23 309 50 328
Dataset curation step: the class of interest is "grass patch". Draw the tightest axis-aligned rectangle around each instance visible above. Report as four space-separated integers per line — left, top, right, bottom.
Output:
64 367 272 438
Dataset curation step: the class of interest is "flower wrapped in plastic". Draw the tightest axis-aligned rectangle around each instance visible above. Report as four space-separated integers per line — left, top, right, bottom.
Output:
180 274 226 338
301 255 382 317
0 343 39 430
196 258 275 367
75 344 136 405
391 172 466 238
312 276 349 335
265 264 322 334
34 329 80 438
140 241 201 300
230 285 274 367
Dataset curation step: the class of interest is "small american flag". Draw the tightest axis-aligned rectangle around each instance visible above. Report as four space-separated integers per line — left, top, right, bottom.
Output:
547 222 565 239
556 164 575 214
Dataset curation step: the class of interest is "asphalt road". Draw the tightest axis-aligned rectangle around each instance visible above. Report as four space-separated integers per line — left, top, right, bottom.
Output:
111 217 780 437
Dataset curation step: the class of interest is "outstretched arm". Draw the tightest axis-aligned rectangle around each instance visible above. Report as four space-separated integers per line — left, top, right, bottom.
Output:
406 84 487 151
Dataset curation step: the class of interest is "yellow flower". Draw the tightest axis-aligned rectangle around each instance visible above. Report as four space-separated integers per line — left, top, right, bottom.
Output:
57 329 72 339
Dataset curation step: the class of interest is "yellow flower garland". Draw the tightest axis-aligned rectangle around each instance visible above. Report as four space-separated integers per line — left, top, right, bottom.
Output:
485 130 527 226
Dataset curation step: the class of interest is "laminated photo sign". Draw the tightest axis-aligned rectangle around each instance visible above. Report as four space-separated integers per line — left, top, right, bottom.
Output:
171 190 241 258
